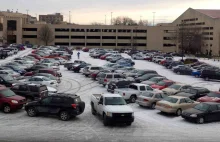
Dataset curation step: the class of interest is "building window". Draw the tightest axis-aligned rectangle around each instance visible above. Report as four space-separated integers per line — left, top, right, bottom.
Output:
133 36 147 40
102 29 116 32
133 30 147 33
102 43 116 46
55 35 69 39
117 43 131 46
71 36 85 39
71 42 85 46
210 32 213 35
102 36 116 39
118 29 131 33
7 20 17 31
71 29 85 32
117 36 131 39
210 44 212 47
210 27 213 30
202 32 209 35
163 44 176 47
210 37 213 40
87 36 100 39
87 43 100 46
137 43 147 46
163 37 175 40
22 35 37 38
55 28 69 32
203 27 209 30
86 29 101 32
54 42 69 45
0 23 2 31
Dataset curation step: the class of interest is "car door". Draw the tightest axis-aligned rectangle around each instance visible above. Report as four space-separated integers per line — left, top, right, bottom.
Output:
206 105 219 122
49 97 63 114
179 98 188 110
97 96 104 115
37 97 52 113
154 93 163 102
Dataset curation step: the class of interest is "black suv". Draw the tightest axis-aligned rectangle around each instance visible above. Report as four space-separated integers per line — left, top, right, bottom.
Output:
200 69 220 81
107 79 134 93
0 50 8 59
11 84 48 101
25 94 85 121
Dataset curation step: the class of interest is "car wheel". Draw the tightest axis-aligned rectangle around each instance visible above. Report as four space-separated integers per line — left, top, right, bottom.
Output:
27 107 37 117
205 77 209 81
3 105 11 113
59 111 70 121
176 108 182 116
103 113 109 126
130 95 136 103
197 117 205 124
151 103 156 109
177 71 181 75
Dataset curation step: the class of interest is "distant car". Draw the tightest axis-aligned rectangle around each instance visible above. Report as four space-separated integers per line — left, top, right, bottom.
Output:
126 69 158 78
200 69 220 81
38 69 62 77
182 102 220 124
191 69 201 78
156 96 198 116
100 53 112 60
162 83 191 96
0 74 20 87
27 76 58 88
90 69 111 80
82 66 103 77
0 70 20 79
0 85 26 113
141 76 166 86
98 73 125 87
131 54 145 60
173 66 192 75
167 61 184 69
25 65 47 73
151 80 175 90
71 62 91 73
34 73 61 84
197 92 220 103
136 91 165 109
25 94 85 121
82 47 89 52
114 67 135 74
183 58 198 64
175 87 210 101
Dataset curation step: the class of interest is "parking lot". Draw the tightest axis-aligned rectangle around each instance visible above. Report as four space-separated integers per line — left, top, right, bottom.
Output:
0 51 220 142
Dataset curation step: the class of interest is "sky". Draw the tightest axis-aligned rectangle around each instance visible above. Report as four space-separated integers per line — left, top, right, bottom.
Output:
0 0 220 25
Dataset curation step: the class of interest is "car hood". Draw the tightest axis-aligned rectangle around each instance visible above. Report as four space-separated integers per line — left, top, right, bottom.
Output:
162 88 177 93
141 81 155 85
198 96 220 102
7 95 25 101
151 84 164 89
183 108 203 115
105 105 133 113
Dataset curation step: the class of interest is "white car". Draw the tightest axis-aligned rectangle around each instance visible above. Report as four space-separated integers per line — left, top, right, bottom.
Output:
131 54 145 60
0 70 20 78
47 86 58 95
42 63 60 71
27 76 58 88
54 57 67 65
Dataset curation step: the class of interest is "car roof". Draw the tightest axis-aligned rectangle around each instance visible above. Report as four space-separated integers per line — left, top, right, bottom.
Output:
169 96 187 99
190 86 207 90
203 102 220 105
32 76 45 79
173 83 186 86
102 94 122 98
132 83 149 86
50 93 79 99
163 80 174 83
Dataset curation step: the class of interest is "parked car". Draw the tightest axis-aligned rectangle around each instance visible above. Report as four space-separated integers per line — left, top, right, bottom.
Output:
151 80 175 90
25 65 47 73
174 87 210 101
136 91 165 109
117 58 135 66
25 94 85 121
82 66 103 77
131 54 145 60
107 79 134 93
27 76 58 88
0 74 21 87
200 69 220 81
162 83 191 96
183 58 198 64
11 84 49 101
71 62 91 73
126 69 158 78
155 96 198 116
115 67 135 74
34 73 61 84
167 61 184 69
100 53 112 60
141 76 166 86
0 85 26 113
197 92 220 103
38 69 62 77
114 83 154 103
90 93 134 126
90 70 112 80
106 54 122 61
98 73 125 87
0 70 21 79
173 66 193 75
135 74 160 83
182 102 220 124
0 50 8 59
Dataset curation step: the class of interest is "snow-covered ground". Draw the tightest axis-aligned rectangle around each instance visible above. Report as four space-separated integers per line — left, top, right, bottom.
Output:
0 51 220 142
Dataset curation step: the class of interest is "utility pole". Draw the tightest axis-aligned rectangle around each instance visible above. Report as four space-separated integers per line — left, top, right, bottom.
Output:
111 12 112 25
26 9 29 23
153 12 155 26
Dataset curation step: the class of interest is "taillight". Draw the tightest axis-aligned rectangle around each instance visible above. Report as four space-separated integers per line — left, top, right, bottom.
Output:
71 104 77 109
143 99 148 102
123 93 125 96
165 105 172 108
104 79 107 82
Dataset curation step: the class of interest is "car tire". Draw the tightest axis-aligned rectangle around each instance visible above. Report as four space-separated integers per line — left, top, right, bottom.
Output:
59 111 70 121
27 107 37 117
130 95 136 103
3 104 11 113
103 113 109 126
205 77 209 81
176 108 182 116
151 103 156 109
197 117 205 124
91 104 96 115
177 71 181 75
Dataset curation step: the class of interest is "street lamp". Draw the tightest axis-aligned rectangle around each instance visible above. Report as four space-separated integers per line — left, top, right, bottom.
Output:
180 21 185 61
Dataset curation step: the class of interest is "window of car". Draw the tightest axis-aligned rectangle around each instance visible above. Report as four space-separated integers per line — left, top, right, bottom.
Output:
41 97 52 105
29 78 36 81
140 86 146 91
209 105 218 112
106 74 113 78
51 97 63 104
185 98 194 103
91 67 99 70
207 92 220 98
29 86 39 92
155 94 162 98
36 78 43 81
146 86 153 91
114 74 122 78
163 97 178 103
129 85 138 90
179 98 186 104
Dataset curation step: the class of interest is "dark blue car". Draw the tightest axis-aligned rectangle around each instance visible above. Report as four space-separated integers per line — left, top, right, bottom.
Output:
192 70 201 77
3 65 26 75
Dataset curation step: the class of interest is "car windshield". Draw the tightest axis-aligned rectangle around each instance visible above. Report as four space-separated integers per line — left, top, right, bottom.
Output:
207 92 220 98
42 77 51 81
2 75 14 81
156 81 166 86
168 84 181 90
137 70 145 74
148 77 161 82
194 103 210 112
0 89 16 97
105 97 127 105
163 97 178 103
142 92 154 97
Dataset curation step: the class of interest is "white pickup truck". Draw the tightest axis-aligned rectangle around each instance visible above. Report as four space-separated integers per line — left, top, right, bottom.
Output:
114 83 156 103
90 93 134 126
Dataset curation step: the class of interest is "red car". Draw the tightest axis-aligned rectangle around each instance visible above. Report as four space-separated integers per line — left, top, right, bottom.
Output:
100 54 111 60
28 54 42 61
197 92 220 103
82 47 89 52
0 85 26 113
151 80 175 90
44 53 69 60
144 56 152 61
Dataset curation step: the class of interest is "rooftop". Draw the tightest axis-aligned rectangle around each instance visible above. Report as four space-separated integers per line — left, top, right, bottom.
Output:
195 9 220 19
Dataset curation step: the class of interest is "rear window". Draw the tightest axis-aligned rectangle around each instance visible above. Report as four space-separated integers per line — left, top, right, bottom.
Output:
140 86 146 91
91 67 99 70
114 74 122 78
129 85 138 90
0 89 16 97
106 74 113 78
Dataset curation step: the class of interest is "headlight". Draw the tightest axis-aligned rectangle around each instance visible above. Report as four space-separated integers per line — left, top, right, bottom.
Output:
106 112 112 117
11 100 18 104
190 114 197 117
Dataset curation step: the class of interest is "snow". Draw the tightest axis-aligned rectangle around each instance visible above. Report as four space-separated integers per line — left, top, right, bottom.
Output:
0 50 220 142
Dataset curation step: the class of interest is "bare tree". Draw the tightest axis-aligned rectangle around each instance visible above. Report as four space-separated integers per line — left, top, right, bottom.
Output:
38 25 54 45
112 16 137 26
138 20 148 26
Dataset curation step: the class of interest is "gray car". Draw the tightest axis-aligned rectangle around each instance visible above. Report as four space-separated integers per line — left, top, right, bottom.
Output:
141 77 166 85
98 73 125 87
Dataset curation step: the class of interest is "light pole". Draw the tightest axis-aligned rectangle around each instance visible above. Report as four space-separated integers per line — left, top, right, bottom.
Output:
105 15 106 25
153 12 156 26
111 12 113 25
26 9 29 23
69 11 71 23
180 21 185 61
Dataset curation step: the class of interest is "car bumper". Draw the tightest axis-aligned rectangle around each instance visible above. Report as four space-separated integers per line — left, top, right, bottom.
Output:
136 100 151 107
11 104 25 110
181 114 197 122
106 116 134 124
155 106 176 113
